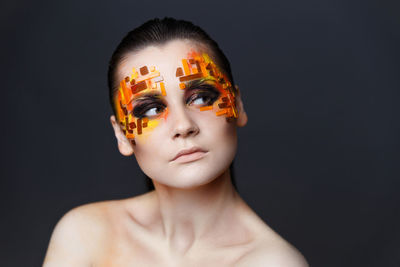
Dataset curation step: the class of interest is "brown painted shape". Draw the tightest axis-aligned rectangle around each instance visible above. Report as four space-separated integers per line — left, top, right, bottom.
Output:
179 73 203 82
176 67 184 77
195 61 202 73
119 101 128 115
142 118 148 128
131 81 147 94
129 122 136 129
218 102 229 109
140 66 149 75
137 118 142 134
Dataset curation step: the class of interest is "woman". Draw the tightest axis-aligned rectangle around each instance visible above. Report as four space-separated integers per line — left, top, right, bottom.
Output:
43 18 308 266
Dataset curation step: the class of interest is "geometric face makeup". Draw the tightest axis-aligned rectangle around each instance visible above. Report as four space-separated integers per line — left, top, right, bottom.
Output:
177 51 238 118
114 51 238 143
115 65 164 142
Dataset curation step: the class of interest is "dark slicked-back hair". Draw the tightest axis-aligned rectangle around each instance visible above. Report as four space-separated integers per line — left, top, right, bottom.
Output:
107 17 237 191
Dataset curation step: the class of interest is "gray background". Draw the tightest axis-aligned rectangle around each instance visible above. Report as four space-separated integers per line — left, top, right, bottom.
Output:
1 0 399 266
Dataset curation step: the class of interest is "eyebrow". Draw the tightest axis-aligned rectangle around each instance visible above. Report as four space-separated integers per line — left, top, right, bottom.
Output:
131 90 162 102
130 77 217 103
184 77 217 92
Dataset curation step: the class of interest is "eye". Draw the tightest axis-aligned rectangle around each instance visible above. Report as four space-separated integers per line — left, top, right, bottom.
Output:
187 88 220 107
144 106 164 117
192 96 211 105
133 102 166 119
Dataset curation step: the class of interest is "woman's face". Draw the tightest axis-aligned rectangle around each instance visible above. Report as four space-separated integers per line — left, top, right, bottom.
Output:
111 39 247 189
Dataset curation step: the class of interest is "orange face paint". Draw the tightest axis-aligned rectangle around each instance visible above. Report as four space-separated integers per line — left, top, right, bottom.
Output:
177 51 238 120
114 65 165 143
114 52 238 143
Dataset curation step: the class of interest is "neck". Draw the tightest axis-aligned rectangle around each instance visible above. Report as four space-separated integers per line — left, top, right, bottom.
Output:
152 169 239 255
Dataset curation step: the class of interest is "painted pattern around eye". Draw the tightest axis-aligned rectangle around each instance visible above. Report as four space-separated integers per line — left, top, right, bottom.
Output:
114 52 237 141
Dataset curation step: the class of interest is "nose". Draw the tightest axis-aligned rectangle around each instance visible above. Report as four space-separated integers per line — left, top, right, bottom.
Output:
170 106 200 139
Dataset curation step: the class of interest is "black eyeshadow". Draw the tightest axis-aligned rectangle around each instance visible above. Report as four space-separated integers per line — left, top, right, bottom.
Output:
185 84 220 105
132 97 165 118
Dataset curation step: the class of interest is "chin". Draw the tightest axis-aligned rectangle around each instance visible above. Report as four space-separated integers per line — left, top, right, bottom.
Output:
175 172 220 189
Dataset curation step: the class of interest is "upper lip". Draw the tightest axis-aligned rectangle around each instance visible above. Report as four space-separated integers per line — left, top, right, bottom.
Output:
171 147 207 161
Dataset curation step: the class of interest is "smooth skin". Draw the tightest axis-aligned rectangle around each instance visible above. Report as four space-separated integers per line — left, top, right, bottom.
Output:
43 40 308 267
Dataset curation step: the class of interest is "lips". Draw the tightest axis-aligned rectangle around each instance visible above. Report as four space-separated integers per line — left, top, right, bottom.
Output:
171 147 208 162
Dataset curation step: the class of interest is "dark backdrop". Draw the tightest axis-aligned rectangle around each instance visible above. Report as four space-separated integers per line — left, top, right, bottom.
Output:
1 0 399 266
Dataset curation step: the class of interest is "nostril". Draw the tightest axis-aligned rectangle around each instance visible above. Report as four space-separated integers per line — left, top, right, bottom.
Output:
173 127 199 139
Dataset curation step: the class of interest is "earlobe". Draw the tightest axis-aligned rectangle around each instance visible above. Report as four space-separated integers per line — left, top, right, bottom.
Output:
234 85 248 127
110 115 135 156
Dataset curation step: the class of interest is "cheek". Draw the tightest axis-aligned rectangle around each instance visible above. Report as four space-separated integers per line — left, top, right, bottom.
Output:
198 116 238 179
131 126 170 177
199 113 238 153
132 144 162 179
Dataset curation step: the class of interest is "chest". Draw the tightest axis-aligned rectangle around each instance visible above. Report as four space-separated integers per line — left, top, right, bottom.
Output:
92 239 251 267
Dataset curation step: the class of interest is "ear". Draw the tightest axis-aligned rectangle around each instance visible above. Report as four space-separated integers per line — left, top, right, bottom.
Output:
110 115 134 156
234 85 248 127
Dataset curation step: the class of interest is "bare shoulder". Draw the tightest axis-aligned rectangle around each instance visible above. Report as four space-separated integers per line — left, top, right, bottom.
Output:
42 200 124 267
235 205 309 267
237 239 309 267
235 224 309 267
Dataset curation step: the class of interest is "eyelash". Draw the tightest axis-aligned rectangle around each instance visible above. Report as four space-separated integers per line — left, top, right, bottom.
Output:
186 89 220 106
132 86 220 119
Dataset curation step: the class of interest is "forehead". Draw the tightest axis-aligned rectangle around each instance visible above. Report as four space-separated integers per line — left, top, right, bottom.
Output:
118 39 212 78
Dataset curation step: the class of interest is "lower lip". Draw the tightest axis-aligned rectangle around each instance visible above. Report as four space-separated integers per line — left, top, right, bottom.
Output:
173 151 207 163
